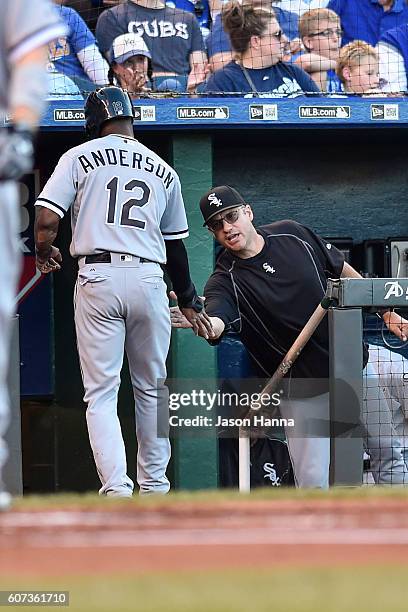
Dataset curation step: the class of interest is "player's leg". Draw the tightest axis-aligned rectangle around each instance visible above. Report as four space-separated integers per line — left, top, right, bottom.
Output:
125 264 171 495
378 348 408 469
363 358 407 484
74 265 133 497
0 183 20 506
280 393 330 488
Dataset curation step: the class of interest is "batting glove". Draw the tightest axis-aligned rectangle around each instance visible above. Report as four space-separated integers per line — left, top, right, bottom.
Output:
0 126 34 182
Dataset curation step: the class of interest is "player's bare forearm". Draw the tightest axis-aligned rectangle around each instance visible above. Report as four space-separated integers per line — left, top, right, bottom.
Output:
34 207 62 272
382 311 408 342
35 207 59 257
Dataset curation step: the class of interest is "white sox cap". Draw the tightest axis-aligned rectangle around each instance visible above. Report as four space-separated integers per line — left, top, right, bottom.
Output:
110 33 152 64
199 185 246 226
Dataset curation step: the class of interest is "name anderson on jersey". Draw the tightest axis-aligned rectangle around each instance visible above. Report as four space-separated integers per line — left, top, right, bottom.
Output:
78 148 175 189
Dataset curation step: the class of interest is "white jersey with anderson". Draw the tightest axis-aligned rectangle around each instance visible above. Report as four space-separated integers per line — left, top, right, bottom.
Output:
35 134 189 262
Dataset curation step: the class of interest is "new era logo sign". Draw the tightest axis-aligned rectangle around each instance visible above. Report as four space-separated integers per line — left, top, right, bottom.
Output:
371 104 399 121
133 106 156 122
249 105 278 121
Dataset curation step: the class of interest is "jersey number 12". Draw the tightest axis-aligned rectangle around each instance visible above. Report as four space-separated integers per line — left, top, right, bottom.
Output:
105 177 150 229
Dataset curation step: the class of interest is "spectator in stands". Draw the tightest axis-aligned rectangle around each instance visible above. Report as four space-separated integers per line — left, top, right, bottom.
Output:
336 40 380 94
296 8 343 92
207 0 301 74
327 0 408 47
204 1 320 96
377 23 408 93
166 0 212 41
108 33 152 96
95 0 207 93
51 1 109 92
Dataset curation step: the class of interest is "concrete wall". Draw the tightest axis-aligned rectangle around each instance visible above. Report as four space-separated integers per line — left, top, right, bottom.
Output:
213 129 408 241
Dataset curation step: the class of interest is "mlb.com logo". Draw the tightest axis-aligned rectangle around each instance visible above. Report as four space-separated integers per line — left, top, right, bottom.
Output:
371 104 399 121
299 106 350 119
249 105 278 121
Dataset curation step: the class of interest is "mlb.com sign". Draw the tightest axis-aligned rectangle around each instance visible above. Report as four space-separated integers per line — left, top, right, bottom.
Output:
54 109 85 122
177 107 229 120
299 106 351 119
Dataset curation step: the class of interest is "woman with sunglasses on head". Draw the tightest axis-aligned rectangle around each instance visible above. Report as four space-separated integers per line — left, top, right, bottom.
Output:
204 0 320 96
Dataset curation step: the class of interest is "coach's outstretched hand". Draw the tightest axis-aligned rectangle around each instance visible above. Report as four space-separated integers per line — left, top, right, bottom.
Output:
383 311 408 343
169 291 215 339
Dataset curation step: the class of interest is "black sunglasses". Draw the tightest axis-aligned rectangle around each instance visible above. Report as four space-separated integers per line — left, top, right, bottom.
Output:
308 28 343 38
207 206 245 232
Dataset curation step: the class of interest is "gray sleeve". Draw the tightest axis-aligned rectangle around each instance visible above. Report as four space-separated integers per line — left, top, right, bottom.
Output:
35 153 76 218
6 0 67 62
160 174 189 241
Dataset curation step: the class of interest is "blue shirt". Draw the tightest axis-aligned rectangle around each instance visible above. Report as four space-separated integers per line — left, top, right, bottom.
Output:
166 0 211 31
207 7 299 59
326 69 344 93
204 61 320 96
327 0 408 46
380 23 408 77
49 6 96 81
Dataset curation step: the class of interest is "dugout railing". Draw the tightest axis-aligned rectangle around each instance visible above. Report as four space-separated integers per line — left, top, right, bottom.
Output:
330 277 408 486
239 277 408 491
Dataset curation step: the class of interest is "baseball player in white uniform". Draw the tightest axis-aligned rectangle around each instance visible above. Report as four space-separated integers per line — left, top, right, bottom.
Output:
0 0 66 509
365 345 408 479
34 86 212 497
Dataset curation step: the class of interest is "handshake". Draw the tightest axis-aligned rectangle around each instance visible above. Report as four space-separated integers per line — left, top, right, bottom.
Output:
0 125 34 182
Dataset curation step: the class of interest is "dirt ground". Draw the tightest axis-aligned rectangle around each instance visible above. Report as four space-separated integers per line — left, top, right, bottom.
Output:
1 497 408 576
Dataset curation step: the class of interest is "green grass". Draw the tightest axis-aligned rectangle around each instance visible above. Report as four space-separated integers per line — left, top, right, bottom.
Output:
9 486 408 511
0 567 406 612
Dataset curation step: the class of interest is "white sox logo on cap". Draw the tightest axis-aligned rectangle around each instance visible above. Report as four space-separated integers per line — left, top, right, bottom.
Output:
208 193 223 207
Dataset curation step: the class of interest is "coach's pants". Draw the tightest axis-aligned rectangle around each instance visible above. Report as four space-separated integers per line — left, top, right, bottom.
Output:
280 393 330 489
0 182 20 492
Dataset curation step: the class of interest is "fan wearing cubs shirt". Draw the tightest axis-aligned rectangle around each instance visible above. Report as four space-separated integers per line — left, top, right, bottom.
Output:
171 185 408 488
0 0 66 510
34 86 212 498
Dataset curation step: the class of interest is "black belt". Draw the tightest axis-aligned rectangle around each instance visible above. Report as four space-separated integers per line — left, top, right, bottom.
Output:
84 252 153 264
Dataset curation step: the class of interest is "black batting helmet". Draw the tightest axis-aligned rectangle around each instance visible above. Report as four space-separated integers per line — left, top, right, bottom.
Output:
84 86 134 138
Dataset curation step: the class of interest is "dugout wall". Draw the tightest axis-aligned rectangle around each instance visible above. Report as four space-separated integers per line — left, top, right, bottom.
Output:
12 97 408 493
